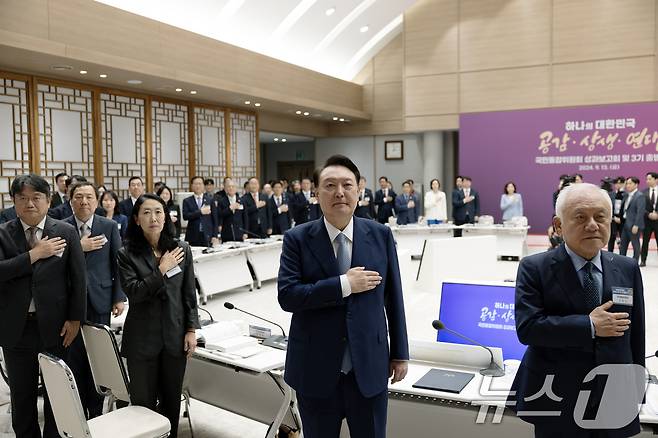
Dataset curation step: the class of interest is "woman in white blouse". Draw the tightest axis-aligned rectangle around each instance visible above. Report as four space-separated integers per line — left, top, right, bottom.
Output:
424 179 447 224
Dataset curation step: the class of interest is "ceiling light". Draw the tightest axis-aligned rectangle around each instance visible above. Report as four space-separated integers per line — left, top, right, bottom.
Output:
303 111 310 116
127 79 142 84
295 110 302 115
99 74 108 78
175 88 183 92
281 138 287 142
332 116 339 121
190 90 197 95
51 64 73 71
79 70 87 75
274 138 279 142
254 103 261 107
325 7 335 16
244 100 251 105
360 25 369 33
339 118 345 122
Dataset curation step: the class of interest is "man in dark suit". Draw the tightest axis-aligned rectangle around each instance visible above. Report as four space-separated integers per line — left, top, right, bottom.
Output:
354 176 375 219
291 177 322 225
394 180 420 225
64 181 126 419
118 176 144 217
0 173 87 438
452 176 478 237
278 155 409 438
48 174 87 220
0 205 17 224
267 181 292 235
182 176 219 247
640 172 658 266
608 176 625 253
218 180 247 242
373 176 396 224
49 172 68 208
242 177 269 238
619 177 645 262
509 182 645 437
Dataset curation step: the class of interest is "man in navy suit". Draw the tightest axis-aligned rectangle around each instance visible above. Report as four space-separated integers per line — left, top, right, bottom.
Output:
509 183 645 437
619 177 645 262
373 176 396 224
183 176 219 247
242 177 269 238
394 180 420 225
48 174 87 220
218 180 247 242
278 155 409 438
452 176 478 237
267 180 291 235
64 181 126 418
118 176 144 218
354 176 375 219
291 177 322 225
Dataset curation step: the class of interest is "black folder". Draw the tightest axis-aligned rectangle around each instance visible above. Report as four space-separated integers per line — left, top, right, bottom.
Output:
412 368 475 394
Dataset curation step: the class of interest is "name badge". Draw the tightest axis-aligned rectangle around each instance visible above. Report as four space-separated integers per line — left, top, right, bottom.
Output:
165 265 182 278
612 286 633 306
99 234 108 245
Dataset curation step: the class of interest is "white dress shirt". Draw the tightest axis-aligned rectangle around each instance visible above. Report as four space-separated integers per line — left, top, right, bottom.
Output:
21 216 47 312
324 217 353 298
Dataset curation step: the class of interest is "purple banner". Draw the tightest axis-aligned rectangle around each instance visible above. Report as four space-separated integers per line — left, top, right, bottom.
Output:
459 102 658 231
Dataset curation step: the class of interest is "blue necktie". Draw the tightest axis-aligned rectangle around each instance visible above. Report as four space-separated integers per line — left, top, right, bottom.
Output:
582 262 600 311
335 233 352 373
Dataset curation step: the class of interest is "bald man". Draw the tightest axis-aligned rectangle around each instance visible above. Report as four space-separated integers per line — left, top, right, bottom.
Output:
508 183 645 437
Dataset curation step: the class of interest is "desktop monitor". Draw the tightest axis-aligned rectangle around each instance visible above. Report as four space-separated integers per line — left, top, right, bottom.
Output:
437 281 527 360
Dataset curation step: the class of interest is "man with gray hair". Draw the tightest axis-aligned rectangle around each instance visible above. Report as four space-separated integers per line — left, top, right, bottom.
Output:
508 183 645 437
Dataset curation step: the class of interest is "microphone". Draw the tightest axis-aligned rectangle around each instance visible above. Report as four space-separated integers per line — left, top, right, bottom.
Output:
224 302 287 350
432 320 505 377
645 350 658 359
237 227 266 240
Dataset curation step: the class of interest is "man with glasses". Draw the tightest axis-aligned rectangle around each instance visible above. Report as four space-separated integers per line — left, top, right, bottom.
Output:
0 173 86 437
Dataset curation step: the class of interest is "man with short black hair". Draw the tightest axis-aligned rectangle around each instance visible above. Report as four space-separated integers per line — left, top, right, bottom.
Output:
452 176 479 237
620 177 645 261
291 177 321 225
50 172 69 208
278 155 408 438
48 174 87 220
0 173 86 437
183 176 219 247
242 177 269 238
354 176 374 219
640 172 658 266
373 176 396 224
608 176 626 253
118 176 144 217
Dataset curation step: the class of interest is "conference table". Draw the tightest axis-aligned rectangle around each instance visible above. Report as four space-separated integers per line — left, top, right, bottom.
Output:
389 223 530 260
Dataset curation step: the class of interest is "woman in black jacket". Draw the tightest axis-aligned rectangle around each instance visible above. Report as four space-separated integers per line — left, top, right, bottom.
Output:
117 194 199 437
157 185 182 239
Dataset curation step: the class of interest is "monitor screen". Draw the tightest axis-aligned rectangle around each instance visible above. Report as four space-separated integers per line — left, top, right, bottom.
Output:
437 282 527 360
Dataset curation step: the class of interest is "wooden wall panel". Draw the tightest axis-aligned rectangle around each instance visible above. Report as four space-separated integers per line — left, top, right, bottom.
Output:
0 0 49 40
552 57 655 107
459 0 551 71
405 114 459 131
404 0 459 76
405 74 458 116
553 0 655 64
373 34 404 84
372 83 403 122
460 66 550 113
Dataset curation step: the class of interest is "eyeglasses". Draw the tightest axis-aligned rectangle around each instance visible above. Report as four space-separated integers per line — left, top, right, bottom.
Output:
14 194 47 204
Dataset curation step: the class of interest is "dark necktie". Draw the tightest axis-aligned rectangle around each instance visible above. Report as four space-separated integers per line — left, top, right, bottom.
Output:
335 233 352 373
651 189 656 212
582 262 601 311
26 227 38 249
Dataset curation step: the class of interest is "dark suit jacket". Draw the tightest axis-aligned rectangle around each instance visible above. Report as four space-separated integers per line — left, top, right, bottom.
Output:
452 188 480 222
290 192 322 225
218 195 246 242
267 194 292 235
394 193 420 225
642 187 657 218
50 192 66 209
166 204 182 238
354 188 375 219
278 217 409 398
509 245 644 436
374 189 396 223
48 202 73 220
112 214 128 240
0 217 87 348
0 206 16 224
241 192 269 237
117 241 200 359
64 215 126 316
622 191 645 230
118 198 135 218
182 193 218 247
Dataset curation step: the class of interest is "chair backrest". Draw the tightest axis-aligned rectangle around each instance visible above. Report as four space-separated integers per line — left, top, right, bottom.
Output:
81 323 131 403
38 353 91 438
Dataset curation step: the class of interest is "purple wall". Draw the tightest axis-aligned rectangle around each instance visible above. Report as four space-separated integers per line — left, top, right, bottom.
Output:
459 102 658 231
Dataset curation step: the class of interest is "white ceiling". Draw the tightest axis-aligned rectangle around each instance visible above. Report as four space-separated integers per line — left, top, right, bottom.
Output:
260 132 314 143
94 0 418 81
